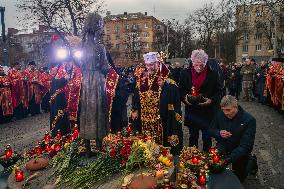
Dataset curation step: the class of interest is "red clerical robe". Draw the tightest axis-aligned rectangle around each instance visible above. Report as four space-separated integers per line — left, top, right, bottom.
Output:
8 68 28 108
24 68 43 104
0 75 13 116
40 71 52 97
274 67 284 108
49 63 82 135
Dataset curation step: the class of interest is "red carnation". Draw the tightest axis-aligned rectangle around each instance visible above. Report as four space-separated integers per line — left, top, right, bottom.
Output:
110 149 116 158
122 159 127 167
120 148 126 156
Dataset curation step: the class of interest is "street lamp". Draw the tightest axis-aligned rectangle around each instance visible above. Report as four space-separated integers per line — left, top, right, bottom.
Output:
0 6 8 66
166 19 175 56
0 6 6 42
166 22 169 55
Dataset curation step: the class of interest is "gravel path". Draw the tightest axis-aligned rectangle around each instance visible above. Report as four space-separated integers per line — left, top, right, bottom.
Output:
0 113 49 153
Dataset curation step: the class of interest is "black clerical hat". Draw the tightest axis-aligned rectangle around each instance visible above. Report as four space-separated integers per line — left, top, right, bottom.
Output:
271 57 284 63
28 61 36 66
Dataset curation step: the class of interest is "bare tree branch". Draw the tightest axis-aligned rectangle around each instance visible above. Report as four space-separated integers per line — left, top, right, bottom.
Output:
16 0 106 37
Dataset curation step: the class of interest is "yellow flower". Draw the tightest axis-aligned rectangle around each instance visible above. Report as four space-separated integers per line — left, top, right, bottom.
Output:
164 160 172 167
64 143 70 148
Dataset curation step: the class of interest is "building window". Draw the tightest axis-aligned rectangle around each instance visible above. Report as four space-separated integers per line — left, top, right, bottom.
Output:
144 22 149 28
125 24 129 30
243 33 249 41
242 45 248 52
131 15 138 18
114 26 119 33
255 33 262 40
256 11 262 17
144 43 149 49
106 26 110 31
143 32 150 38
106 35 111 41
126 35 131 41
272 32 275 39
116 44 120 49
256 44 262 51
243 11 249 19
133 24 137 30
270 21 275 27
116 35 120 40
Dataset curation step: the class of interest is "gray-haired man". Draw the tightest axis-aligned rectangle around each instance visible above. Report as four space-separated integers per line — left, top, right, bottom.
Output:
208 95 256 182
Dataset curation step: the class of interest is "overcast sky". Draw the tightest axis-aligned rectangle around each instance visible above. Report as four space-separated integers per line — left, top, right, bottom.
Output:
1 0 219 29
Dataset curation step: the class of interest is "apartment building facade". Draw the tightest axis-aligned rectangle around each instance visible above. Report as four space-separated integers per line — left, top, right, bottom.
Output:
236 2 284 63
104 12 165 66
1 25 57 66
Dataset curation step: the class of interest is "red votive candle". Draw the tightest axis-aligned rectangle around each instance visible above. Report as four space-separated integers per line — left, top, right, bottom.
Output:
199 175 206 185
5 144 13 159
213 155 220 163
191 156 199 164
15 169 24 182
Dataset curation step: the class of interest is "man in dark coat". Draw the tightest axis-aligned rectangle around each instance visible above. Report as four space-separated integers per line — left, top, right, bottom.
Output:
235 63 243 99
179 49 221 151
110 77 131 133
208 95 256 182
207 58 224 92
227 65 241 99
256 61 268 104
172 62 182 85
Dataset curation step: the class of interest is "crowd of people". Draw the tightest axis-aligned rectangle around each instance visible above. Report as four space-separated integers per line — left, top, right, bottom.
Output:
0 61 51 123
1 48 271 183
2 56 283 124
1 13 283 184
217 57 284 117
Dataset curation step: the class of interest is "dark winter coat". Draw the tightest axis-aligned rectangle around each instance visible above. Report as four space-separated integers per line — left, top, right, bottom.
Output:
208 106 256 162
227 70 241 89
179 64 222 128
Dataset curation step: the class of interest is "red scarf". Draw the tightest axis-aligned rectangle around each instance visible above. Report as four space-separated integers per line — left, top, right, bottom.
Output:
191 66 208 92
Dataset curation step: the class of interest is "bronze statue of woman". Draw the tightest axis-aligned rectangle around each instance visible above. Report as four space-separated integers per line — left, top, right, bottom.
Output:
80 13 109 155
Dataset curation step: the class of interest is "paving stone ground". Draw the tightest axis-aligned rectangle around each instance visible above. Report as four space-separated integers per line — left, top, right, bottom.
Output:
0 100 283 188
